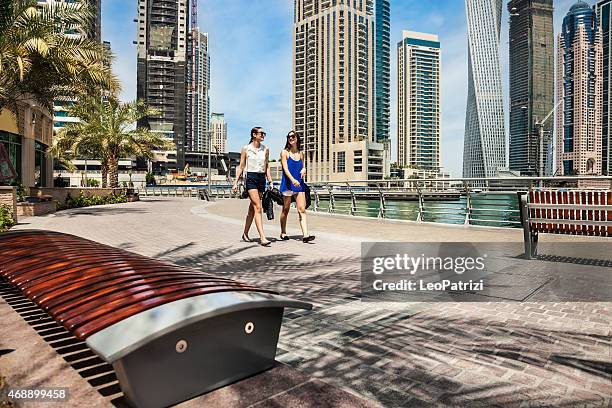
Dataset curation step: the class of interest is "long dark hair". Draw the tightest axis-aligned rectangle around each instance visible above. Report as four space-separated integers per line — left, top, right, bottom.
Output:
250 126 263 142
284 130 301 151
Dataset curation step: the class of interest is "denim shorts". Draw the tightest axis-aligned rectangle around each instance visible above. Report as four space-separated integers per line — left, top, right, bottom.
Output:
245 172 266 193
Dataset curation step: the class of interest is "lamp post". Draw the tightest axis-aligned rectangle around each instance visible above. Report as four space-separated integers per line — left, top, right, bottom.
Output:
207 130 213 195
534 99 563 184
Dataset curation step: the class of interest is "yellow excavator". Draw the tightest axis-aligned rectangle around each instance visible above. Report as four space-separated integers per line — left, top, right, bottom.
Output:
172 164 190 181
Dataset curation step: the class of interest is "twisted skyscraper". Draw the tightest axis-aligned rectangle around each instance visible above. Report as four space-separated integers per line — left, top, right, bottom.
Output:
463 0 506 178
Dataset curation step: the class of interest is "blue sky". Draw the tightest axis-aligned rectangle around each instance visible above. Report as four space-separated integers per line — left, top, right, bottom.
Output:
102 0 578 177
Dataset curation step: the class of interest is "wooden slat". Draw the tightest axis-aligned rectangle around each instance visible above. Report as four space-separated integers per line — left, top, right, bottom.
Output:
527 190 611 237
48 275 235 316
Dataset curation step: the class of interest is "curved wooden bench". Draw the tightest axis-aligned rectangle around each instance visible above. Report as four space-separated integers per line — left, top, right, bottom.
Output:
0 230 312 408
519 190 612 259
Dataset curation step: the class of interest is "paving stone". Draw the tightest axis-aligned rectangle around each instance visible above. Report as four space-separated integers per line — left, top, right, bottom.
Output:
4 198 610 407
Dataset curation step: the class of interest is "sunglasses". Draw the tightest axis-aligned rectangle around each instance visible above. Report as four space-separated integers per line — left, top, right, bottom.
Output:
257 131 267 136
288 134 297 139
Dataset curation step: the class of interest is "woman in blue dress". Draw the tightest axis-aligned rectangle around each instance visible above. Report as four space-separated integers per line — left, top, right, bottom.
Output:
279 130 315 243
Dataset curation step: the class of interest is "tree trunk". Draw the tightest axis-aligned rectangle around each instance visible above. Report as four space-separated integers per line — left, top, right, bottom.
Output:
101 161 108 188
108 155 119 188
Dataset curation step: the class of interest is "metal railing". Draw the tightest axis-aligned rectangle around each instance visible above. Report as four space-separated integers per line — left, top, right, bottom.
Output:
306 176 612 228
136 182 238 200
136 176 612 228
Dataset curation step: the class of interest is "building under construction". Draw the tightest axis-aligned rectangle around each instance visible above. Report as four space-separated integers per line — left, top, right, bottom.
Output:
507 0 555 176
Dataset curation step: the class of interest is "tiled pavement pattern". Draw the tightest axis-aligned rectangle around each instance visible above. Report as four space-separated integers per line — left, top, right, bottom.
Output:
2 197 611 407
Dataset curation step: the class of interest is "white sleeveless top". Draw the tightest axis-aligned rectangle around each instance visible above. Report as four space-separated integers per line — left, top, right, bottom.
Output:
244 143 267 173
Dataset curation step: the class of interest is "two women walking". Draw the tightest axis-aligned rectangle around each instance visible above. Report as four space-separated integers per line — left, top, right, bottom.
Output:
232 128 314 246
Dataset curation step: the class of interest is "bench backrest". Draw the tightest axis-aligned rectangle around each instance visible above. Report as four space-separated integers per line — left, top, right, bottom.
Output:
526 190 611 236
0 230 276 339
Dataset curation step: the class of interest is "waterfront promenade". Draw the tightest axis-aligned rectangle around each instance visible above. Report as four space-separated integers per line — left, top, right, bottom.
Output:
1 197 611 407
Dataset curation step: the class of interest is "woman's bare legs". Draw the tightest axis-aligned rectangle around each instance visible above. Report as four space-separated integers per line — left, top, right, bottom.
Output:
295 192 309 237
243 201 255 238
280 196 292 236
246 189 269 243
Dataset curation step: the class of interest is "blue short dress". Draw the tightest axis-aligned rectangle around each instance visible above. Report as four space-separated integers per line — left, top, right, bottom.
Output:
280 154 305 196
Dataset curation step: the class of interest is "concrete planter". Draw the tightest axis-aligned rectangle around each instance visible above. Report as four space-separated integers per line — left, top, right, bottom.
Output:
16 201 56 217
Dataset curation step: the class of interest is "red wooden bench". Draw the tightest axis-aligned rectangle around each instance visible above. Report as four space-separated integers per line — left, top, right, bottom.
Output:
0 230 311 408
519 190 612 259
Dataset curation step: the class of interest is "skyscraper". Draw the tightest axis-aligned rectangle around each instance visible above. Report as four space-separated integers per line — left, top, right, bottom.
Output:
463 0 507 178
507 0 554 176
38 0 102 132
137 0 189 169
292 0 386 182
397 31 441 171
556 1 603 176
186 29 210 153
375 0 390 145
596 0 612 175
210 113 227 154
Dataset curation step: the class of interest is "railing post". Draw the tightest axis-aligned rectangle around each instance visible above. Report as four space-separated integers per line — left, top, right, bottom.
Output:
313 187 320 211
347 182 356 216
463 181 471 225
377 185 386 219
416 182 424 222
328 186 335 213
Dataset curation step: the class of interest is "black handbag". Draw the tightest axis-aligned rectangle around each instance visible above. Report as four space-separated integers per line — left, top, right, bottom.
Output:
262 190 275 220
304 183 312 209
239 177 249 199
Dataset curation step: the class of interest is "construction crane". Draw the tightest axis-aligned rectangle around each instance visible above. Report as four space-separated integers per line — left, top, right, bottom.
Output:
212 145 232 183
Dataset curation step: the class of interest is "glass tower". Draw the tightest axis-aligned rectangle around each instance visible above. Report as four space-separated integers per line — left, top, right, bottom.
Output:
596 0 612 175
463 0 507 178
186 29 210 153
397 31 441 171
375 0 390 145
292 0 385 182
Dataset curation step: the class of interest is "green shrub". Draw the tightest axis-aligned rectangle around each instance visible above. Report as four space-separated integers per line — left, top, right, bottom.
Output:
0 204 15 232
58 191 129 210
10 180 26 202
87 178 100 187
145 172 156 185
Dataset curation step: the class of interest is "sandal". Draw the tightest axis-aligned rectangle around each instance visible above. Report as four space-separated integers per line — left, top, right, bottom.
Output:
302 235 315 243
260 240 272 247
241 233 252 242
280 233 289 240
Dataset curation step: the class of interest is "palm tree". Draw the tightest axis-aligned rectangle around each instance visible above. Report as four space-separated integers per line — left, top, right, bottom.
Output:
0 0 118 113
51 125 109 187
54 96 173 188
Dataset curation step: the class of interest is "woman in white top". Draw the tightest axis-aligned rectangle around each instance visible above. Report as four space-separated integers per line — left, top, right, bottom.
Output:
232 127 273 246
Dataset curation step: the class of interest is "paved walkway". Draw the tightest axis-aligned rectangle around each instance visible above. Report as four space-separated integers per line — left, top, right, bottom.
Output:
2 197 611 407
